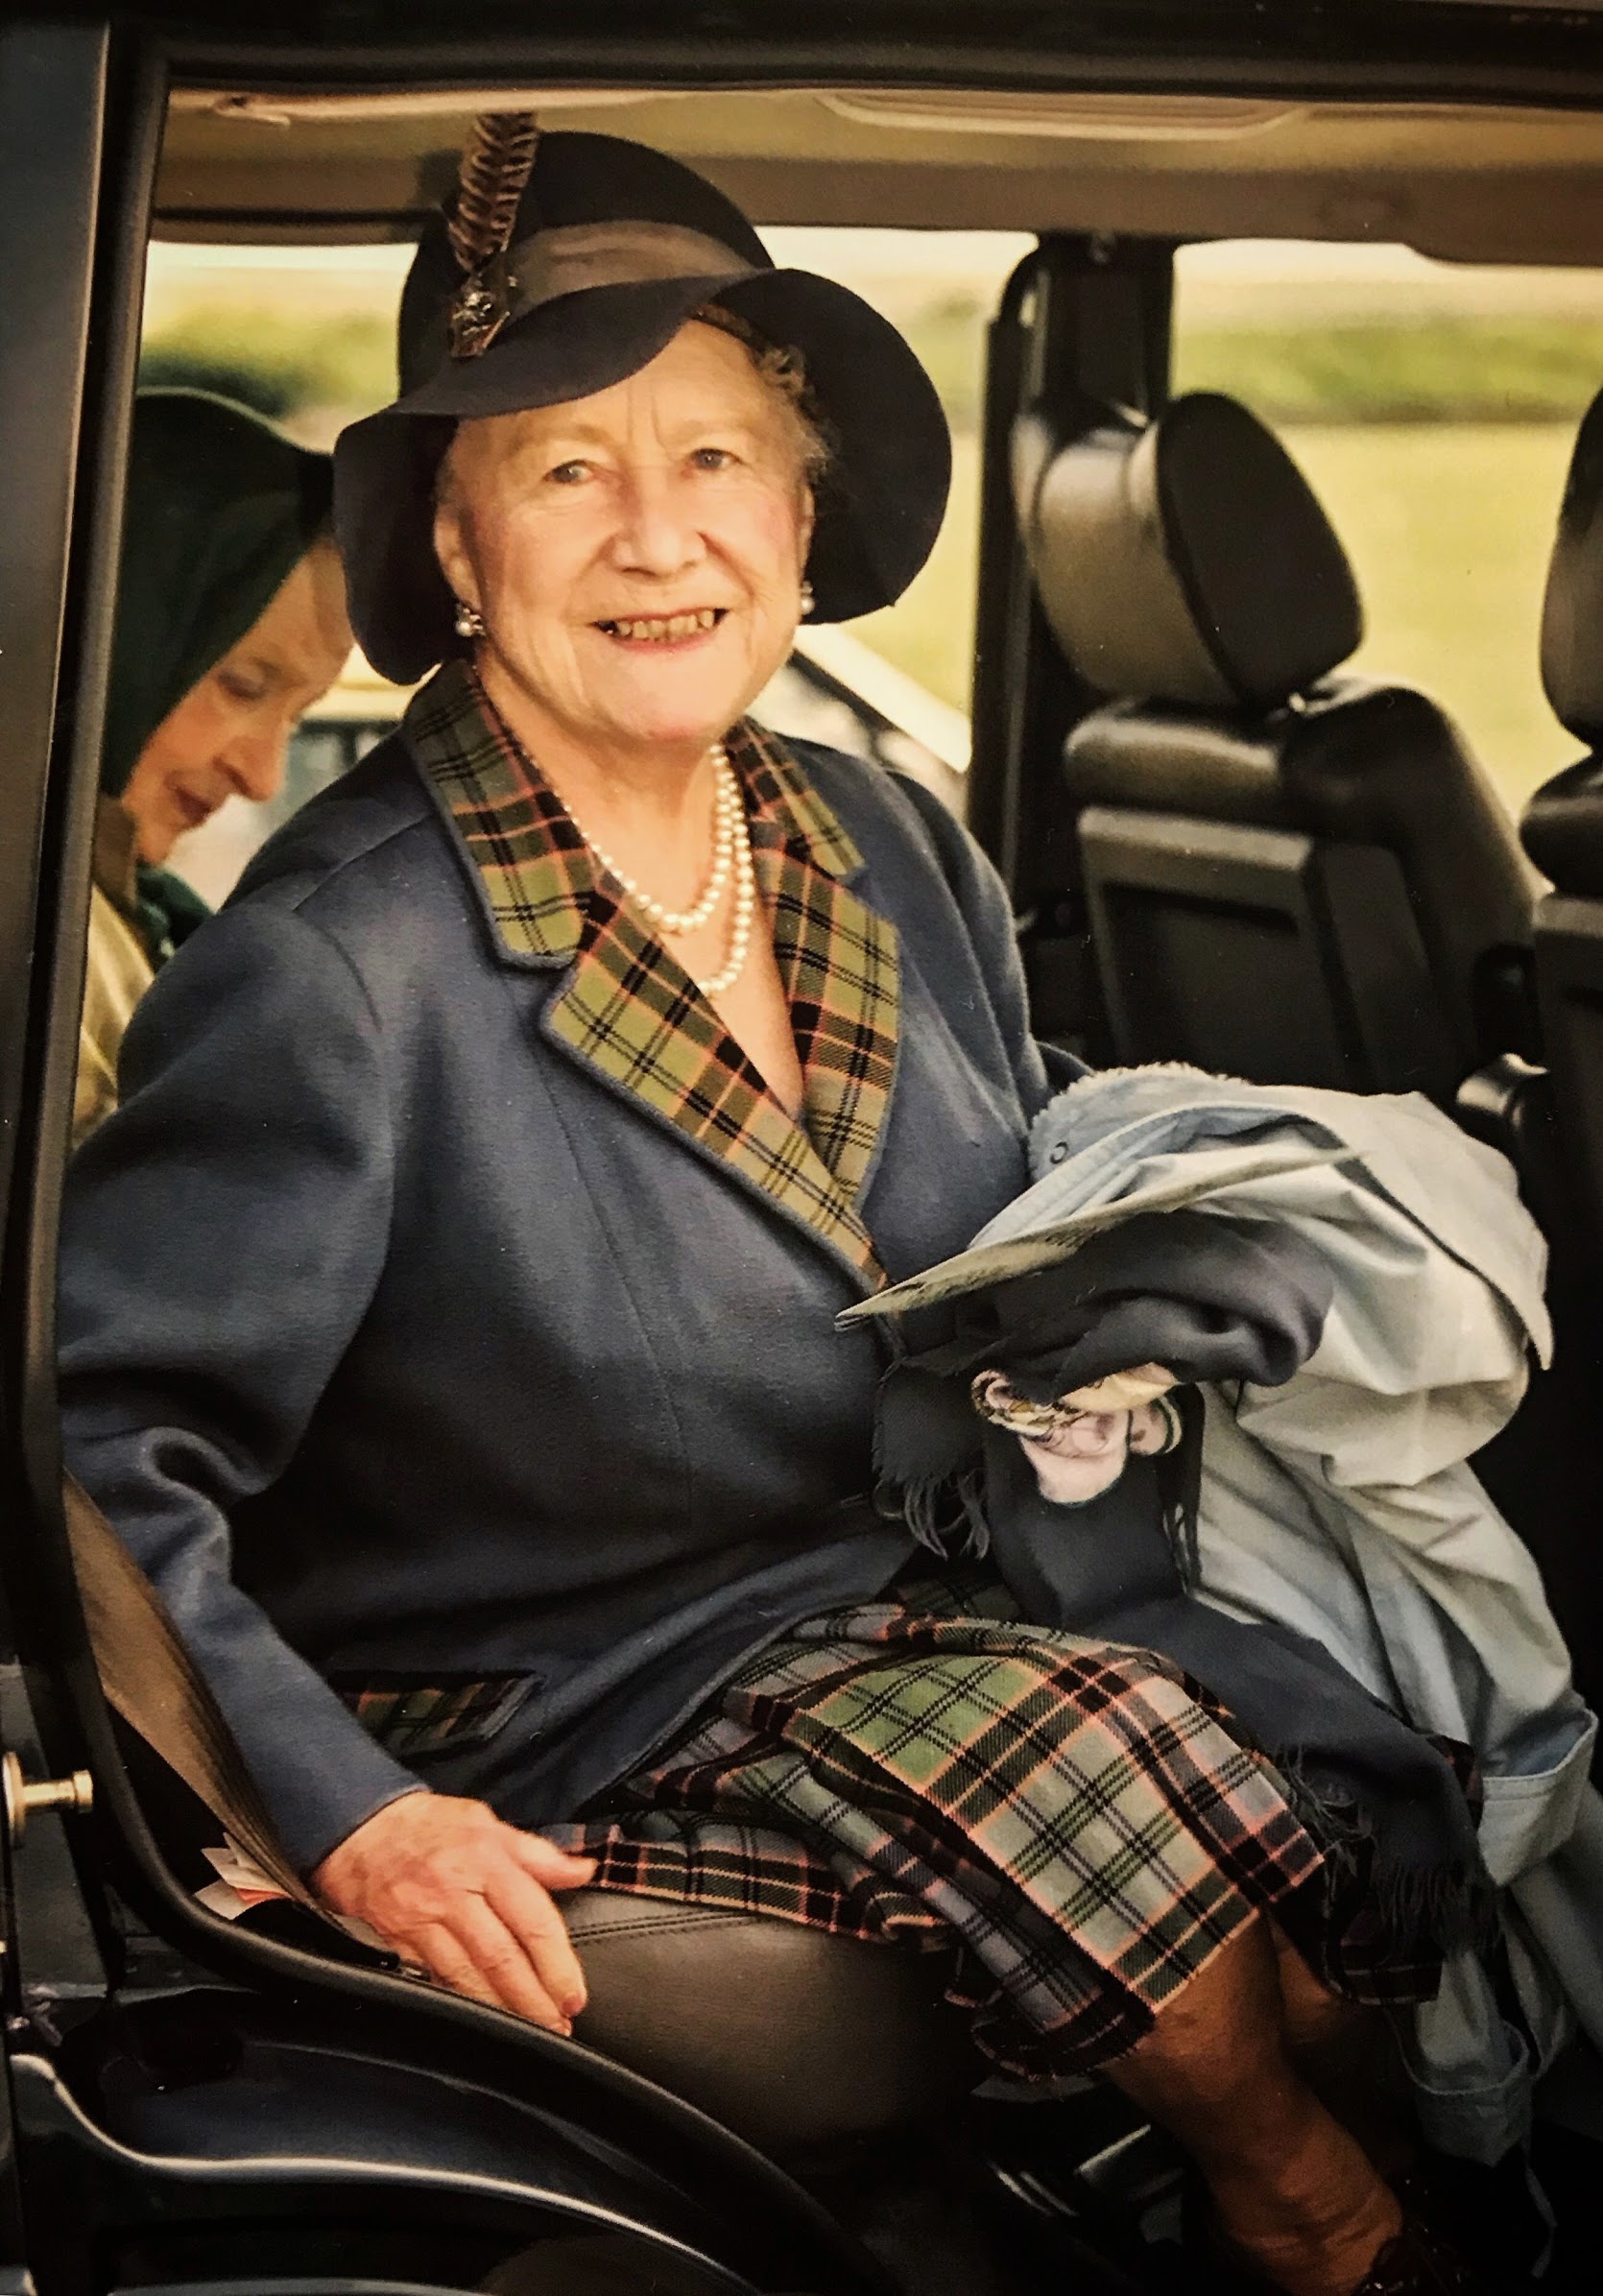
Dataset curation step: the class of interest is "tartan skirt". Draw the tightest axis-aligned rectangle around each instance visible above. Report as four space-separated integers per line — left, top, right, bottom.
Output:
549 1568 1443 2081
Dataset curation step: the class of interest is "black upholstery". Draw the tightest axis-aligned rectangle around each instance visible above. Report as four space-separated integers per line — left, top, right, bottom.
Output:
1457 387 1603 1740
1018 393 1535 1095
1017 392 1360 710
1522 385 1603 1268
1522 757 1603 895
1456 1054 1576 1255
563 1892 980 2157
1540 386 1603 751
1521 890 1603 1259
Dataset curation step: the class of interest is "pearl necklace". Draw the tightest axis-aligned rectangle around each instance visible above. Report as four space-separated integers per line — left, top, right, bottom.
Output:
696 814 756 998
571 743 737 936
562 742 756 998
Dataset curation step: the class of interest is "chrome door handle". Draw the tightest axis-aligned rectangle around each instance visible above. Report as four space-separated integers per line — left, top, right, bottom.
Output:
2 1749 93 1846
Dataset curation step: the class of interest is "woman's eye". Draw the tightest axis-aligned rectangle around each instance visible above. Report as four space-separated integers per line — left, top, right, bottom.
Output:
546 460 590 486
690 445 736 472
217 671 266 705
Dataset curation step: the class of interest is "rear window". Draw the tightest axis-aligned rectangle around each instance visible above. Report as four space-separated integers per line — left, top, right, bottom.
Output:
1173 240 1603 816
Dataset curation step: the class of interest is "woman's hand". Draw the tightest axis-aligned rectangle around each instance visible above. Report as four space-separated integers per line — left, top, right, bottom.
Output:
313 1790 597 2032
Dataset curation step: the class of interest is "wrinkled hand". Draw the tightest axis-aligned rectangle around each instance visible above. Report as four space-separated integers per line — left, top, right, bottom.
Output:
313 1790 596 2031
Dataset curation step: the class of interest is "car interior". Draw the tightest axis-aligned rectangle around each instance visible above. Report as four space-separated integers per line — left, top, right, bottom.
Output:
7 15 1603 2293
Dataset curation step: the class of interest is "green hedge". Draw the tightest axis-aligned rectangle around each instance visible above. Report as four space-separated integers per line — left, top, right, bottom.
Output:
139 303 1603 438
1177 318 1603 425
138 309 394 425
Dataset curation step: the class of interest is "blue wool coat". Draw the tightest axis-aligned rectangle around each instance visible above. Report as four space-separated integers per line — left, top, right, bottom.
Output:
58 668 1052 1874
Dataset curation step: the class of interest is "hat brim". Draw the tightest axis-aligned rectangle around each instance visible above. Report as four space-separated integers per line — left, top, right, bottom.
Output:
335 268 951 685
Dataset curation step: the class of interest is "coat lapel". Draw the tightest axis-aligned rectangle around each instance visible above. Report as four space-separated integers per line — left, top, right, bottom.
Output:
738 722 900 1212
405 658 596 965
406 664 900 1286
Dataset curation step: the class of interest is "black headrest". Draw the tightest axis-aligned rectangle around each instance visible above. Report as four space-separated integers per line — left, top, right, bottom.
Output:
1015 391 1362 710
1541 385 1603 746
1520 756 1603 894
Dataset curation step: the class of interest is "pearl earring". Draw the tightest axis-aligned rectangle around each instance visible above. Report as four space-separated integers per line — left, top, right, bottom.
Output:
454 599 487 638
799 580 816 620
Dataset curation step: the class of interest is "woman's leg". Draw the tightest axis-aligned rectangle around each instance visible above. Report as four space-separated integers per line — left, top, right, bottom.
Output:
1271 1920 1416 2183
1105 1912 1403 2296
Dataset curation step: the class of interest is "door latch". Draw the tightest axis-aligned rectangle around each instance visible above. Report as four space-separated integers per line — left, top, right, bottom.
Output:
2 1750 93 1847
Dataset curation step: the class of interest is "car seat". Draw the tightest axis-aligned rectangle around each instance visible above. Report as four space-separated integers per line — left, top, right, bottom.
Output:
1016 391 1536 1100
1465 385 1603 1734
1413 389 1603 1747
562 1890 981 2157
1520 382 1603 1265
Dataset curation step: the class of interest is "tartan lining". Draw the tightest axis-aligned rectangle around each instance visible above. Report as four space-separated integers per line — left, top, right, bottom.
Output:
404 660 897 1281
553 1570 1442 2081
333 1669 538 1758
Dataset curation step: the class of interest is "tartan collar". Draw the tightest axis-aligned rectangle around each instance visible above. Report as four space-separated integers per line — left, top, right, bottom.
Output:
405 658 897 1286
404 657 864 969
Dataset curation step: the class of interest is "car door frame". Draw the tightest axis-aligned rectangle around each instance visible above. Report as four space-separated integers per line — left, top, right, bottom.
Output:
9 6 1603 2287
0 23 895 2295
966 231 1176 1059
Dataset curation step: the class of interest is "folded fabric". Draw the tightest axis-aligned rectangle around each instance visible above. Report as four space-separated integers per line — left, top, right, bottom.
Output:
861 1194 1486 1959
848 1062 1600 2161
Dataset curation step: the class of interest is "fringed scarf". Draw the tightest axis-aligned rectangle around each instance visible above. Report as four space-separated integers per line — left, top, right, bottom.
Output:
872 1209 1492 1956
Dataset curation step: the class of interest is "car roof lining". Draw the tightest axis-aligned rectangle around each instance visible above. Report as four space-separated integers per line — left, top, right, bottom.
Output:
156 85 1603 263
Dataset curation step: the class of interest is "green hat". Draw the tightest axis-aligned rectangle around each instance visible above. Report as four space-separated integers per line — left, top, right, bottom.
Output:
104 389 333 796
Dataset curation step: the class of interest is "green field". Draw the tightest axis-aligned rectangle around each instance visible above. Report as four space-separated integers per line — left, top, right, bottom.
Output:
851 421 1579 816
1178 319 1603 429
1282 422 1578 810
854 435 983 717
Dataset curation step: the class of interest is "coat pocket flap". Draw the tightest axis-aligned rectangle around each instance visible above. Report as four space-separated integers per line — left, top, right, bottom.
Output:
1478 1712 1598 1884
331 1669 541 1759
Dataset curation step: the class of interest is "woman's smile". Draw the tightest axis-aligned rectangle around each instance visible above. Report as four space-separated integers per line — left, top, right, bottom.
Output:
593 606 729 646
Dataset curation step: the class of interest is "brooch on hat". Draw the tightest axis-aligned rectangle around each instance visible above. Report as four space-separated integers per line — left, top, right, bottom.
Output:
447 110 540 360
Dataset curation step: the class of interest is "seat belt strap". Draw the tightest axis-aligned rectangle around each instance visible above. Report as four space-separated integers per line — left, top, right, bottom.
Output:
62 1471 323 1914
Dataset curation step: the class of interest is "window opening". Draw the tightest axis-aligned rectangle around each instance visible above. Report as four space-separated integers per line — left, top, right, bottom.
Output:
1173 238 1603 816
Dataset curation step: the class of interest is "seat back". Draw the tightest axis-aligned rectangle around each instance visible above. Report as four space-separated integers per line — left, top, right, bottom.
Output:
1016 392 1535 1096
1522 386 1603 1263
1454 391 1603 1731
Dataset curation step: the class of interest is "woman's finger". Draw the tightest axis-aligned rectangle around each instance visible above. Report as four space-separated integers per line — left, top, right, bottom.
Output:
481 1855 589 2021
510 1829 598 1892
407 1919 505 2010
448 1893 571 2029
403 1908 569 2033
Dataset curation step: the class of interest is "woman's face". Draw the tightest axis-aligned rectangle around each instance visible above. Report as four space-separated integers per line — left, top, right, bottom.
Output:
433 322 816 759
120 536 352 867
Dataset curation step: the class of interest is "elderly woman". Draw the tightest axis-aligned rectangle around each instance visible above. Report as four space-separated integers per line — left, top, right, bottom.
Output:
59 132 1477 2296
76 389 350 1145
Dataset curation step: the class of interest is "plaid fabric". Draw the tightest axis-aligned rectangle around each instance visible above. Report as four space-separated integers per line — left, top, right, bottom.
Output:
332 1669 538 1759
404 660 897 1283
550 1569 1441 2081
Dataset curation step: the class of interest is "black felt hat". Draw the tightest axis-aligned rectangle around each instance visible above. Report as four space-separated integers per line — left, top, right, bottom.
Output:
334 123 952 684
